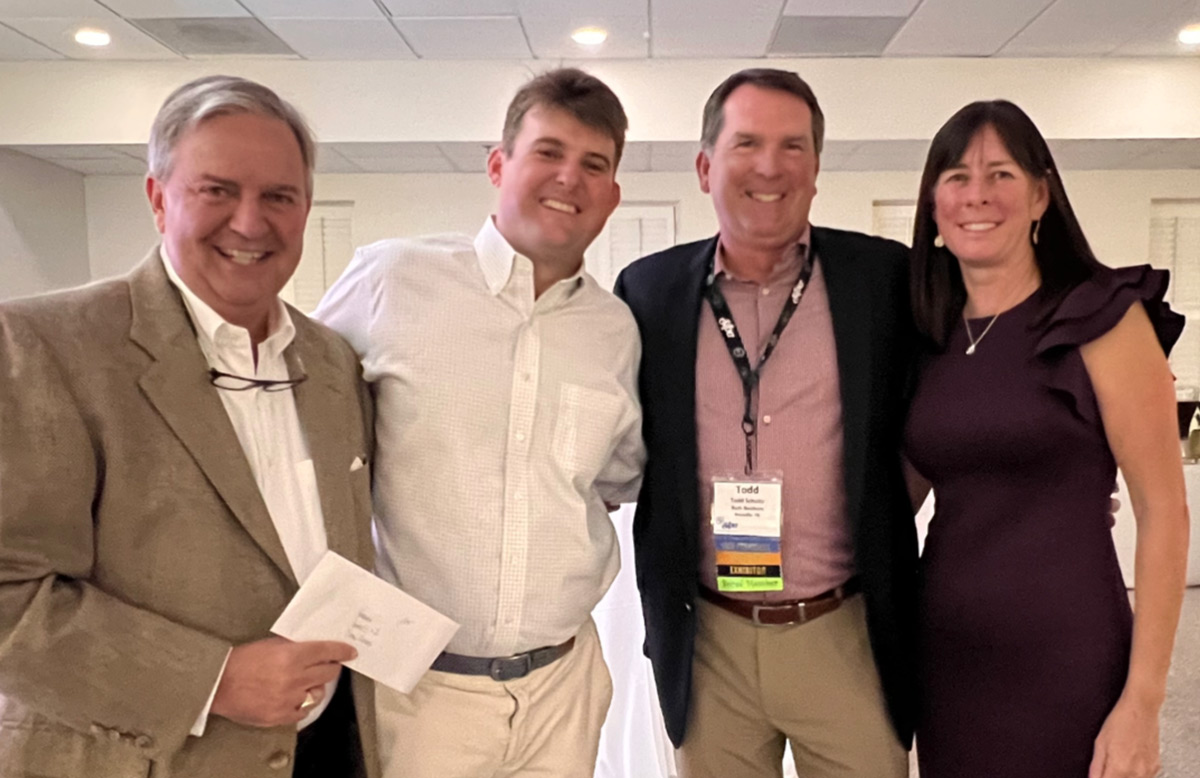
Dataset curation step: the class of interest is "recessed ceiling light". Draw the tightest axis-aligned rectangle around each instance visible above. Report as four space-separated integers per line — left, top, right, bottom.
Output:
74 28 111 47
1179 24 1200 45
571 27 608 46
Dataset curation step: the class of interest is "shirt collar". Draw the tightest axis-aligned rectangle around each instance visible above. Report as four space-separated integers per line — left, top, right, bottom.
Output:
473 216 585 299
713 225 811 284
474 217 519 296
159 245 296 353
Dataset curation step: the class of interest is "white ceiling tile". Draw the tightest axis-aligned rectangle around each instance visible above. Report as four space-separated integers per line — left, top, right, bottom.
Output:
134 17 296 56
238 0 385 20
438 142 493 172
11 144 125 159
648 141 700 172
108 144 147 160
331 142 446 159
619 142 651 172
1110 0 1200 55
381 0 518 15
885 0 1054 56
817 140 859 167
7 145 147 174
652 0 786 57
314 147 363 173
0 0 100 19
352 156 456 172
263 19 415 59
0 23 63 58
101 0 250 18
770 15 906 55
522 14 648 59
784 0 919 18
837 139 928 170
66 156 150 174
1123 139 1200 169
393 16 531 58
6 14 181 58
1001 0 1185 56
516 0 645 16
1047 139 1156 169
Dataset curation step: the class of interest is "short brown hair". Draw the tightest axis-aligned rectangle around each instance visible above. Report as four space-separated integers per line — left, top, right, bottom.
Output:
501 68 628 168
700 68 825 154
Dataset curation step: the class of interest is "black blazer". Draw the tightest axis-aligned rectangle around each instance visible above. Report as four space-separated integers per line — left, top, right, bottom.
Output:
614 227 918 749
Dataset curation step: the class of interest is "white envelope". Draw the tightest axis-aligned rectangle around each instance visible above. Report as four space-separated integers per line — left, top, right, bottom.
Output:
272 550 459 694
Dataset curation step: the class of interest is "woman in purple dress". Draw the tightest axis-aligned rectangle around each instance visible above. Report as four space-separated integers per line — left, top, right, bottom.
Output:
903 101 1189 778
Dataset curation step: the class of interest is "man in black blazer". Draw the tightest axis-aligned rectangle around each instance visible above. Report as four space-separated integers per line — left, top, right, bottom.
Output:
614 69 916 778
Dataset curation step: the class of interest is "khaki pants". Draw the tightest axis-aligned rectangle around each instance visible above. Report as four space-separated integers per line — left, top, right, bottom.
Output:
677 595 907 778
376 619 612 778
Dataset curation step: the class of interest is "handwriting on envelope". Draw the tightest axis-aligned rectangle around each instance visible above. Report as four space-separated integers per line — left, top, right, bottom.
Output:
272 551 459 694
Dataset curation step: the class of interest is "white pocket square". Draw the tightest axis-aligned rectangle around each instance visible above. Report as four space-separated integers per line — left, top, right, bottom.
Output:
350 456 366 472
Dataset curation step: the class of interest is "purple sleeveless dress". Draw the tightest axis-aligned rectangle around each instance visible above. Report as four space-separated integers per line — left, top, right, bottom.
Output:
904 266 1183 777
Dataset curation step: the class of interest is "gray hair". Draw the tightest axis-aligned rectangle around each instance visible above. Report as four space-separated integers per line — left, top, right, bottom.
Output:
147 75 316 193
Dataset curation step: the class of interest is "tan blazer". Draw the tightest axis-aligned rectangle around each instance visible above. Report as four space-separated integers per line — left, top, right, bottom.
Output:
0 252 380 778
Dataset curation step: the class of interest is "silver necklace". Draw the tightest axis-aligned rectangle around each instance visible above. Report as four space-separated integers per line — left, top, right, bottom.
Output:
962 311 1001 355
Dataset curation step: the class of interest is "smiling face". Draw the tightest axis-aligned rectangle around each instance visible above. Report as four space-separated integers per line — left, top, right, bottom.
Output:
146 111 310 337
697 84 820 262
932 124 1049 272
487 104 621 274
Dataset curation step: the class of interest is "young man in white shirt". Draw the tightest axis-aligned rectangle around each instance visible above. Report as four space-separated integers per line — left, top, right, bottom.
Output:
315 68 645 778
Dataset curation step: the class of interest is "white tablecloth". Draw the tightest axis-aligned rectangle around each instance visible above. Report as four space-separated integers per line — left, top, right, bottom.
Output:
592 504 677 778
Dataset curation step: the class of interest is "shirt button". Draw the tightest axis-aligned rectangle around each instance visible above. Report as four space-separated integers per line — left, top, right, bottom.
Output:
761 287 771 296
515 432 526 442
135 735 154 749
763 415 772 425
267 751 291 770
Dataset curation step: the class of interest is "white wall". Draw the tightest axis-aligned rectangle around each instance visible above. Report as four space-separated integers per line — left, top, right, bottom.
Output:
84 175 159 281
84 167 1200 281
5 58 1200 145
0 149 89 301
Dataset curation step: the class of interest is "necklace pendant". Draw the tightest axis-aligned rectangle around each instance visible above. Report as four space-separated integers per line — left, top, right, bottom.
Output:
965 343 977 355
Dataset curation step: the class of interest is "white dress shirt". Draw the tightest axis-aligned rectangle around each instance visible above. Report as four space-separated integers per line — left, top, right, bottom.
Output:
160 249 334 732
315 218 645 657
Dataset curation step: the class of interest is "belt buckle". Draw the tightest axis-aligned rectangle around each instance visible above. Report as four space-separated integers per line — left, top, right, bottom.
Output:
489 652 533 681
751 601 806 626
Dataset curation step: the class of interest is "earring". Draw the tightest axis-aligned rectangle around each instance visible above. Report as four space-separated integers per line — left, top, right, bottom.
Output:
933 234 945 248
1032 219 1041 246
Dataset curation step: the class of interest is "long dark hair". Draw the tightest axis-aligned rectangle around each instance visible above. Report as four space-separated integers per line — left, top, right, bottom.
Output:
910 100 1104 348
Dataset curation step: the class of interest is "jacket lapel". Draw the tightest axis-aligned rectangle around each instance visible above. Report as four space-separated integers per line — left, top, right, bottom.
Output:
813 228 872 533
287 318 356 561
668 238 715 554
129 252 297 585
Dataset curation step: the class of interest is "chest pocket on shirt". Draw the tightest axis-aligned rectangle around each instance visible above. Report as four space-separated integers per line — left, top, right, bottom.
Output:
551 383 624 482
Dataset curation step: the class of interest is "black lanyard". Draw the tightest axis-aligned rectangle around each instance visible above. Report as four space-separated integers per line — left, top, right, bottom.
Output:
705 250 815 473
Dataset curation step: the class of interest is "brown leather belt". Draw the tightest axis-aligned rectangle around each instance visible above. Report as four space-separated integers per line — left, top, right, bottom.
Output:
699 577 861 626
430 637 575 681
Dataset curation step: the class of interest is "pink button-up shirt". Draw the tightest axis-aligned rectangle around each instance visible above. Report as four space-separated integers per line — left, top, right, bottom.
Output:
695 233 856 601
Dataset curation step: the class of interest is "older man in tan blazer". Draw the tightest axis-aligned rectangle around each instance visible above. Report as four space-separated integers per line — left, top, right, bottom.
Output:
0 76 378 778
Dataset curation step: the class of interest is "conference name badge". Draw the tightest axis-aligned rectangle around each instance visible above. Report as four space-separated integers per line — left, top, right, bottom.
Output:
711 473 783 593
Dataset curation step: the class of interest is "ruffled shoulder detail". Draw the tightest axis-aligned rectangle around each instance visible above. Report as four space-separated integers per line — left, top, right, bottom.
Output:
1033 265 1184 425
1035 265 1183 357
